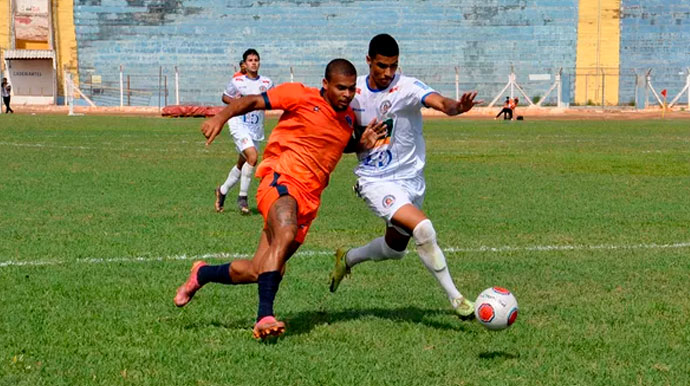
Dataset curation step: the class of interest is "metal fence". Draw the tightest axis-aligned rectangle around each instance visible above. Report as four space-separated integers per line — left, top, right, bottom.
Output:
67 64 690 109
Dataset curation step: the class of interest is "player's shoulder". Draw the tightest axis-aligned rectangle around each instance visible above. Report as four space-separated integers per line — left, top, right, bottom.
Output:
397 74 430 90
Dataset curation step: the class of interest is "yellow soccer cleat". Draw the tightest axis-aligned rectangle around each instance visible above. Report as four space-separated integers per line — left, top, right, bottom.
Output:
328 248 351 293
451 296 475 320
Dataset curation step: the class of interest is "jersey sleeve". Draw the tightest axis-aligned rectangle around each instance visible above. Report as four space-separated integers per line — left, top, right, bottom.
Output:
223 79 240 98
404 77 438 109
262 82 306 111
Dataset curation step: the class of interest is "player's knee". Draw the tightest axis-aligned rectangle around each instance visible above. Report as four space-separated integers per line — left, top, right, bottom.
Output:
412 219 436 246
412 219 447 271
246 153 257 166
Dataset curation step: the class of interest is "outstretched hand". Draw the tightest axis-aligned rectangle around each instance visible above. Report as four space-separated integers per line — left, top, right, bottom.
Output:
359 118 388 150
201 115 227 146
456 91 482 114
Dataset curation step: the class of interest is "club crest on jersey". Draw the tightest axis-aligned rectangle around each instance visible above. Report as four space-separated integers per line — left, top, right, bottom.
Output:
379 100 392 115
382 194 396 208
313 106 320 112
260 86 267 92
345 115 353 128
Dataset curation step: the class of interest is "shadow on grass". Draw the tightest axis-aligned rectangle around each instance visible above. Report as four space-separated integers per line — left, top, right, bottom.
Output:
478 351 518 360
283 306 475 337
177 306 475 337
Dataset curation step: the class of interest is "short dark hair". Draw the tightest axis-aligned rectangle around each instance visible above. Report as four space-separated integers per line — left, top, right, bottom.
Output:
243 49 260 61
368 34 399 58
324 58 357 81
239 60 245 66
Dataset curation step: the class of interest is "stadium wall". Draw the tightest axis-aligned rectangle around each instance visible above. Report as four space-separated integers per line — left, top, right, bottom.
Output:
72 0 579 106
618 1 690 107
2 1 687 107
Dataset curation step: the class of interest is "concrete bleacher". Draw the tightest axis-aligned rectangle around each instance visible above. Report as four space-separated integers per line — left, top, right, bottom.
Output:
73 0 579 106
619 1 690 107
70 1 687 107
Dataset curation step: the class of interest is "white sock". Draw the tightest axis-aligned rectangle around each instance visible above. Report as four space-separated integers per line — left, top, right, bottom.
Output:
413 220 462 301
220 166 241 195
345 236 405 268
239 163 255 197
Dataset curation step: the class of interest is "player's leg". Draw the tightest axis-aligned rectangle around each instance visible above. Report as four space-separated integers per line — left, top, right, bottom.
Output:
237 145 259 215
329 181 409 292
390 204 474 318
216 154 244 212
252 195 300 339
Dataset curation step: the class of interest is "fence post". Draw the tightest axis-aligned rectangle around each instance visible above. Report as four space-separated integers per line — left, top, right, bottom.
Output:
601 70 605 108
119 65 124 108
158 66 162 110
556 69 562 108
454 66 459 101
175 66 180 105
164 75 168 107
290 66 294 83
687 70 690 109
127 75 130 106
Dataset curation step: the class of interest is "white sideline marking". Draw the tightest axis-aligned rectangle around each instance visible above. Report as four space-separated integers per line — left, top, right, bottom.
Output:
0 141 208 153
1 242 689 269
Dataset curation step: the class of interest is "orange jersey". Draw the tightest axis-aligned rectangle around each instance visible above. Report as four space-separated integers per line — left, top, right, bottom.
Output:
233 71 244 77
256 82 355 196
509 99 517 110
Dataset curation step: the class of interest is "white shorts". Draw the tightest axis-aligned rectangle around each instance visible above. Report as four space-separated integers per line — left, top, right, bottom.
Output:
356 176 426 231
228 125 261 154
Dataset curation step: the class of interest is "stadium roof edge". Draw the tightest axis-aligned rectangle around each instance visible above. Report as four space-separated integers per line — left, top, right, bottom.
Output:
3 49 56 60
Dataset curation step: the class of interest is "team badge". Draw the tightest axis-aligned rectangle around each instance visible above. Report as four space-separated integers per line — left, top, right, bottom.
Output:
314 106 320 112
379 100 392 115
260 86 267 92
241 138 249 144
382 194 396 209
345 115 353 128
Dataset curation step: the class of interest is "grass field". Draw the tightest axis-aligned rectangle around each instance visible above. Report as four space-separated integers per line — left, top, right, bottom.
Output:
1 114 689 385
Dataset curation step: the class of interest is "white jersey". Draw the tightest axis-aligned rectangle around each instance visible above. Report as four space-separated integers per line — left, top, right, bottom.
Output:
352 74 437 181
223 74 273 141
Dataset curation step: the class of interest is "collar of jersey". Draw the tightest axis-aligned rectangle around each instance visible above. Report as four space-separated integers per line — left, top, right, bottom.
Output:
245 74 261 81
365 74 397 93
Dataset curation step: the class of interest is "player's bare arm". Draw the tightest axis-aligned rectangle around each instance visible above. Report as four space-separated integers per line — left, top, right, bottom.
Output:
425 91 482 116
222 94 234 105
344 118 388 153
201 95 266 146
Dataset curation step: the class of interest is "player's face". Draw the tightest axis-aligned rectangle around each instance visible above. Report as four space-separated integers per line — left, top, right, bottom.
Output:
322 73 357 111
367 54 399 90
245 54 260 75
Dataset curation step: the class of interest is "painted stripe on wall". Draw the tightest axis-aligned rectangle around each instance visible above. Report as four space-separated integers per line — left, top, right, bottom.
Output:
54 0 80 90
575 0 621 105
0 0 10 72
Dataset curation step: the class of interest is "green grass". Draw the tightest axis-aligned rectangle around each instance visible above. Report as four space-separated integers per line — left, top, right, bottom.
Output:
1 115 689 385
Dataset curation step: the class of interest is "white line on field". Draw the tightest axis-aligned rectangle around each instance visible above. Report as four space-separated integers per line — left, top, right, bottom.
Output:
1 241 689 269
0 141 208 153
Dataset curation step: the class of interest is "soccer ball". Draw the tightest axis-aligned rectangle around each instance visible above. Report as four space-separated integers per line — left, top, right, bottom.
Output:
474 287 519 330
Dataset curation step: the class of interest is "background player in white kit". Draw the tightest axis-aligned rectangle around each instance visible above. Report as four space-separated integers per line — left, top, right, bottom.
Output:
215 49 273 214
328 34 482 319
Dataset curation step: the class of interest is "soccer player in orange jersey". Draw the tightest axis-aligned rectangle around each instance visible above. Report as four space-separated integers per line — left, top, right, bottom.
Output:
174 59 386 340
233 59 247 77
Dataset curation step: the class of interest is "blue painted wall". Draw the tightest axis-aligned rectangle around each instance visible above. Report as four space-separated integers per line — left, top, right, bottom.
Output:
619 1 690 107
74 0 579 106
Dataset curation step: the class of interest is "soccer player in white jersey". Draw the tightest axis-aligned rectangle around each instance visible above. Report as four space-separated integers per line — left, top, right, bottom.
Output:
215 49 274 214
328 34 482 319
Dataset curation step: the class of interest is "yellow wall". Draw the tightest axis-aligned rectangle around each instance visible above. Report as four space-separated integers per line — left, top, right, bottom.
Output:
0 0 9 72
575 0 621 105
54 0 80 90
